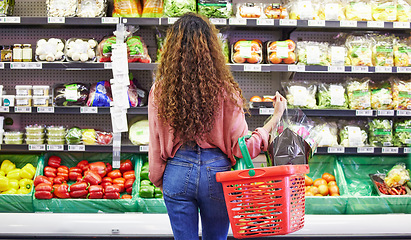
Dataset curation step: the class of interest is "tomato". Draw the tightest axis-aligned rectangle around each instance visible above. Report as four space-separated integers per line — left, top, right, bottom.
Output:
322 172 336 183
313 178 327 188
262 97 274 102
269 52 282 64
305 175 313 186
328 185 340 195
234 40 247 52
282 52 296 64
286 40 296 52
250 96 262 102
247 52 261 64
309 186 319 195
233 52 246 63
318 184 329 196
328 181 337 187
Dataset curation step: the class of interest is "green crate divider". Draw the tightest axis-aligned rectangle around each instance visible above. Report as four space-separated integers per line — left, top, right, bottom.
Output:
0 154 43 213
338 155 411 214
305 155 348 214
135 154 167 213
33 152 141 213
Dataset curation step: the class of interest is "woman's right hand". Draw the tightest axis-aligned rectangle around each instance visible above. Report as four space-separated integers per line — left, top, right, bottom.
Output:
272 91 287 120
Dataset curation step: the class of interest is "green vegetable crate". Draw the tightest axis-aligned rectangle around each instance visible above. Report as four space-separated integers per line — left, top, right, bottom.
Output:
33 152 141 213
0 154 43 213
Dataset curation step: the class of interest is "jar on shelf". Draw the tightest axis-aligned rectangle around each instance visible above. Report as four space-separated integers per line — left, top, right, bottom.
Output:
12 44 22 62
1 45 12 62
22 44 33 62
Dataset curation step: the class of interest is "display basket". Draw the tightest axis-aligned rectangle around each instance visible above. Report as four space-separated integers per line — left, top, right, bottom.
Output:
216 135 309 239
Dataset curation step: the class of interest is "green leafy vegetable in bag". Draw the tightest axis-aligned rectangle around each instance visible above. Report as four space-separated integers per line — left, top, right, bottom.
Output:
393 119 411 146
163 0 196 17
369 119 393 147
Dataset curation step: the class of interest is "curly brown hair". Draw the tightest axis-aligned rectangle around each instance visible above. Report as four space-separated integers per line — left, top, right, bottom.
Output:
154 13 247 144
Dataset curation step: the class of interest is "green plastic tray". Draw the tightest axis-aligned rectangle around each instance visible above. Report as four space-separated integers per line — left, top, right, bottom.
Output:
0 154 43 213
33 152 141 213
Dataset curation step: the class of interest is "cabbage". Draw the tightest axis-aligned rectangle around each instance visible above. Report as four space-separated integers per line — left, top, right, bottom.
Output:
129 120 149 145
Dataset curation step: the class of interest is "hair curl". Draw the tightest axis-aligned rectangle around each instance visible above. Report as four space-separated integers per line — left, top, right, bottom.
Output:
154 13 248 144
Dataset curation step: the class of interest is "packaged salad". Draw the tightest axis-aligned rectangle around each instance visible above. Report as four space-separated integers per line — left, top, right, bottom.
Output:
155 27 166 62
346 34 374 66
76 0 107 17
372 34 394 67
297 41 330 66
346 77 372 110
47 0 78 17
231 39 263 64
371 0 397 22
163 0 196 17
393 119 411 146
284 81 317 109
0 0 15 16
236 3 263 18
198 0 232 18
218 32 230 63
390 77 411 110
397 0 411 22
317 83 348 109
394 37 411 67
371 81 393 109
141 0 163 17
318 0 345 20
264 3 288 19
369 119 393 147
288 0 321 20
313 121 339 147
112 0 142 17
338 120 368 147
329 44 348 66
345 0 373 21
267 40 296 64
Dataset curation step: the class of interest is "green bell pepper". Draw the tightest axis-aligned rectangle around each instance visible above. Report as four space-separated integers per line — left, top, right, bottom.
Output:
139 185 154 198
140 180 152 186
154 187 163 198
140 167 149 181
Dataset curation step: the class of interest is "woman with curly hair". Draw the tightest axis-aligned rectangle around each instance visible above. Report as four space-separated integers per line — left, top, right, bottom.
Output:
148 12 287 240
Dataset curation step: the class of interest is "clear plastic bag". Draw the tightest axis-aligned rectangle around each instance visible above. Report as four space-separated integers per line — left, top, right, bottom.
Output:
198 0 232 18
288 0 321 20
87 81 113 107
346 77 372 110
46 0 78 17
346 34 373 67
393 119 411 146
317 83 348 109
372 34 394 67
65 38 98 62
345 0 372 21
218 31 230 63
394 37 411 67
231 39 263 64
397 0 411 22
263 3 288 19
371 0 397 22
369 118 393 147
338 120 368 147
267 40 296 64
0 0 15 16
155 27 166 62
76 0 107 17
142 0 163 18
35 38 65 62
297 41 330 66
329 44 348 66
236 2 263 18
313 120 339 147
284 80 317 109
371 80 393 110
112 0 142 17
390 77 411 110
318 0 345 20
163 0 196 17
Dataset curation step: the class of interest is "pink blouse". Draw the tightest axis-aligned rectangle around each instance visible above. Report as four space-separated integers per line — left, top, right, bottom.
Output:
148 86 270 188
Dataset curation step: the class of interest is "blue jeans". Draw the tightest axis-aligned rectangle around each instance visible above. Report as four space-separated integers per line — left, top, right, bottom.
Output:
163 145 231 240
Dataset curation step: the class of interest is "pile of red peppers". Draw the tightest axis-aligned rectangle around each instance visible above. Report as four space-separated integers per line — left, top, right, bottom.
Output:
34 156 135 200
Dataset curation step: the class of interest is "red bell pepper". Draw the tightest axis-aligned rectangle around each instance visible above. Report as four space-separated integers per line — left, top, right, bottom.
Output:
44 166 57 178
123 170 135 180
101 182 112 188
89 162 107 178
53 176 66 185
47 156 61 168
107 170 122 179
113 177 126 192
54 183 70 199
121 194 132 199
69 167 83 181
34 175 52 187
125 178 134 194
104 184 121 199
76 160 90 173
34 183 53 199
102 177 112 184
84 170 102 185
88 185 104 199
104 192 120 199
69 182 89 198
96 132 113 145
57 166 69 181
106 162 112 174
120 159 133 173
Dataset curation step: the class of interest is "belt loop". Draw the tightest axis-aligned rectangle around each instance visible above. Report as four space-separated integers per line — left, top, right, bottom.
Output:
197 145 201 155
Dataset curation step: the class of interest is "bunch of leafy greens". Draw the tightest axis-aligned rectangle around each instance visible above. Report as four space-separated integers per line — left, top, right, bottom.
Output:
317 83 349 109
164 0 196 17
393 119 411 146
198 1 232 18
369 119 393 147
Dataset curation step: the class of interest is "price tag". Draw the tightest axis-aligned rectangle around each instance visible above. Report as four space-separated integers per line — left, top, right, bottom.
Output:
396 67 411 73
80 107 98 114
340 20 357 27
375 66 392 73
0 63 4 69
357 147 374 153
10 62 42 69
47 145 64 151
257 19 274 25
244 64 261 72
377 110 394 116
104 63 112 69
328 66 345 72
327 147 345 153
279 19 297 26
48 17 65 23
404 147 411 154
367 21 384 28
397 110 411 116
229 18 247 25
356 110 373 116
210 18 227 25
28 145 46 151
37 107 54 113
352 66 369 72
168 18 179 24
393 22 410 28
68 145 85 151
259 108 274 115
139 145 149 152
0 107 9 113
308 20 325 26
101 17 119 24
382 147 399 154
4 17 20 23
288 65 305 72
14 107 32 113
0 18 4 23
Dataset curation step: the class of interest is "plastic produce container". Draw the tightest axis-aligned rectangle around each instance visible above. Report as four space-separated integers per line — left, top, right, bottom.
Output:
25 138 45 145
47 138 65 145
46 126 66 135
26 132 45 139
32 96 49 107
3 131 24 139
25 125 45 134
3 138 24 144
2 95 15 106
32 86 50 96
15 96 32 107
15 85 32 96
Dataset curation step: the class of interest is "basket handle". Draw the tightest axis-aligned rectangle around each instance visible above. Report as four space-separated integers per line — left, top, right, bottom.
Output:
238 135 254 169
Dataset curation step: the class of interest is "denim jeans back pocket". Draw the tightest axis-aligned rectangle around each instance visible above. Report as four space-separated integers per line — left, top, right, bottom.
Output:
207 165 231 202
163 160 193 198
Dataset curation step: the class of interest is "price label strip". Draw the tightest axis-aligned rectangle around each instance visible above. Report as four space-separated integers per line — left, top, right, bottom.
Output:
37 107 55 113
0 63 4 69
279 19 297 26
377 110 394 116
357 147 374 153
168 18 179 25
396 67 411 73
404 147 411 154
68 145 85 151
367 21 384 28
351 66 369 72
29 144 46 151
375 66 392 73
288 65 305 72
259 108 274 115
10 62 42 69
210 18 227 25
244 64 261 72
0 107 9 113
101 17 120 24
139 145 149 152
327 147 345 154
14 107 32 113
48 17 65 23
47 145 64 151
104 63 112 69
393 22 410 28
356 110 373 116
229 18 247 25
308 20 325 27
4 17 20 23
328 66 345 72
382 147 399 154
80 107 98 114
257 19 274 26
397 110 411 116
340 20 357 27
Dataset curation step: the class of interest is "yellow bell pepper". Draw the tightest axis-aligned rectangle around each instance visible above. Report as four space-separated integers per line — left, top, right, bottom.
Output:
19 179 33 192
82 129 97 145
1 160 15 174
0 170 5 177
20 163 36 180
17 188 31 194
0 176 9 192
6 168 21 180
2 188 17 194
8 179 19 190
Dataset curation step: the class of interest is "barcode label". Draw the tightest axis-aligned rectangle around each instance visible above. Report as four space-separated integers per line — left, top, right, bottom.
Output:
357 147 374 153
0 63 4 69
139 146 149 152
47 145 64 151
15 107 32 113
377 110 394 116
308 20 325 26
4 17 20 23
229 18 247 25
28 144 45 151
0 107 9 113
393 22 410 28
257 19 274 25
68 145 85 151
328 66 345 72
101 17 119 24
48 17 65 23
352 66 369 72
10 62 42 69
244 64 261 72
367 21 384 28
396 67 411 73
80 107 98 114
328 147 344 153
340 20 357 27
288 65 305 72
279 19 297 26
37 107 54 113
397 110 411 116
168 18 179 24
356 110 373 116
259 108 274 115
404 147 411 154
210 18 227 25
382 147 399 154
104 63 112 69
375 66 392 73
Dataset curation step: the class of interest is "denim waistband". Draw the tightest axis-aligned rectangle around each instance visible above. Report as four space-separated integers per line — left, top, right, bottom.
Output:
175 143 228 164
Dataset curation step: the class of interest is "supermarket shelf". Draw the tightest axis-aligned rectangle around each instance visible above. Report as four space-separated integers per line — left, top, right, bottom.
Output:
0 106 149 114
0 144 148 153
316 146 411 155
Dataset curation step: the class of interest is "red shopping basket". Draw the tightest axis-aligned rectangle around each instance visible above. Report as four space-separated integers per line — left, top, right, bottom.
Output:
216 135 309 239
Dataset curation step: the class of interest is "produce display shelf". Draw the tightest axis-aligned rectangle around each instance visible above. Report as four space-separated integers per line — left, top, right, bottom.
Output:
0 144 148 153
0 106 149 114
0 17 120 25
0 62 157 71
316 146 411 155
251 108 411 117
